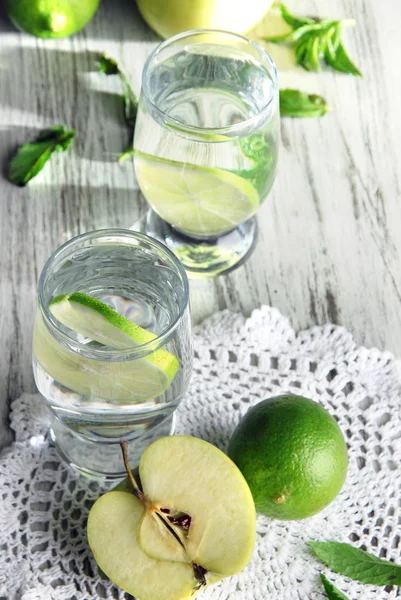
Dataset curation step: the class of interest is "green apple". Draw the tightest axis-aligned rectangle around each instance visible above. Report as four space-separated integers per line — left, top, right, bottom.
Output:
136 0 273 39
87 436 256 600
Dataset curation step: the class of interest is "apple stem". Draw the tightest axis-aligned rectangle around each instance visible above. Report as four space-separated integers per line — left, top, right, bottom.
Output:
120 441 147 504
120 442 208 590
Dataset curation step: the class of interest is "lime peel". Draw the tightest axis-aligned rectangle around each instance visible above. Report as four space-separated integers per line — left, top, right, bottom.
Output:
47 12 67 32
4 0 100 39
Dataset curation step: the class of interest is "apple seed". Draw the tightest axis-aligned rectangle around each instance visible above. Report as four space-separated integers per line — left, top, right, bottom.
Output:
168 514 191 530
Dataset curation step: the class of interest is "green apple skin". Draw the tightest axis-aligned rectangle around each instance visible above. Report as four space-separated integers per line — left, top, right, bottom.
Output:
136 0 273 39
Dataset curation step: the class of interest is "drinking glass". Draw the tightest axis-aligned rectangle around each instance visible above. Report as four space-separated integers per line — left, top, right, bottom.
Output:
134 29 279 278
32 229 192 479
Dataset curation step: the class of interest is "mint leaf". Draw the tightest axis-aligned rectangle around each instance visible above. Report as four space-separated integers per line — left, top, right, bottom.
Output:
263 4 362 76
280 89 328 118
98 53 138 128
98 53 138 162
233 131 278 198
118 142 134 163
98 55 119 75
320 574 350 600
324 41 362 76
279 3 314 28
310 542 401 585
8 126 75 186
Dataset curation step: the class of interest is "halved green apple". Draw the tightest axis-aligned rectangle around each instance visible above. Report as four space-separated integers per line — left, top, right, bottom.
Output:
87 436 256 600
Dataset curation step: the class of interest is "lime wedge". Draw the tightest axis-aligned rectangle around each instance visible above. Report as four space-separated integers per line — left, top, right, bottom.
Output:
33 293 179 402
135 152 259 237
50 292 161 349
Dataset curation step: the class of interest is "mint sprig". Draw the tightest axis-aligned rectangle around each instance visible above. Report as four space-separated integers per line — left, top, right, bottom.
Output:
310 542 401 585
320 574 350 600
98 54 138 161
280 89 328 117
8 126 75 186
98 54 138 128
263 3 361 76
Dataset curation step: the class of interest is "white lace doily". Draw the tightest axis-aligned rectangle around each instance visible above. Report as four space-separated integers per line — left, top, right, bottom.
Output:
1 306 401 600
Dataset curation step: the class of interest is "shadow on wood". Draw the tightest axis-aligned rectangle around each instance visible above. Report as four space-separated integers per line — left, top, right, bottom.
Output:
0 46 136 166
0 2 15 34
2 182 145 242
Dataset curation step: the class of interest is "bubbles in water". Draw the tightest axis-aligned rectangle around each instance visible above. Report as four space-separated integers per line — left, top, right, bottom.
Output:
100 294 157 332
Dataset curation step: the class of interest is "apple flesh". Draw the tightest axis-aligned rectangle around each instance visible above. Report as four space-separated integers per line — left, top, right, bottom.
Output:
87 436 256 600
139 435 255 574
136 0 273 39
88 492 196 600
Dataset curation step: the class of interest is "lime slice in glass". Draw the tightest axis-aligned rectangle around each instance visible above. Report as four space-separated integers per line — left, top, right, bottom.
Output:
33 293 179 402
135 152 259 237
49 292 164 349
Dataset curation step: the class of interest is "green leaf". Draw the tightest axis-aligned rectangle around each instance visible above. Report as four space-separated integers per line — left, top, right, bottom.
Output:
279 89 328 118
320 574 350 600
262 4 362 76
307 33 322 71
310 542 401 585
98 55 119 75
324 23 342 61
295 37 309 68
8 126 75 186
279 3 314 28
324 41 362 76
98 53 139 128
264 23 322 44
118 143 134 163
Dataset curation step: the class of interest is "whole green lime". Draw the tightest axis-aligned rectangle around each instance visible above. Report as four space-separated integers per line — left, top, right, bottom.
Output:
227 394 348 520
4 0 100 39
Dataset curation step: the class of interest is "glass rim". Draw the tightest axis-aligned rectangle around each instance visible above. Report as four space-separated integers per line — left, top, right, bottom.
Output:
141 28 279 138
37 228 190 359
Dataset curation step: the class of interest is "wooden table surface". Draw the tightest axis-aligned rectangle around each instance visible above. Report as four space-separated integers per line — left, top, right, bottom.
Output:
0 0 400 450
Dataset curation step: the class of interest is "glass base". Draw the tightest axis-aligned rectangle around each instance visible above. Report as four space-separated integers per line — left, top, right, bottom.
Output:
50 413 176 481
135 210 258 279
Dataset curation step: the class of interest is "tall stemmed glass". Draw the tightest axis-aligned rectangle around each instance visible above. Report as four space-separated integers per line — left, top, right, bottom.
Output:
134 29 279 278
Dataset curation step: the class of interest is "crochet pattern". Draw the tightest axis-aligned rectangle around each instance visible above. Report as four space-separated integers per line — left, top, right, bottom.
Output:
1 306 400 599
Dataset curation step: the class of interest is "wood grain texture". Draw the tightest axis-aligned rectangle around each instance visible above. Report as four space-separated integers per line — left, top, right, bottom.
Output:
0 0 400 449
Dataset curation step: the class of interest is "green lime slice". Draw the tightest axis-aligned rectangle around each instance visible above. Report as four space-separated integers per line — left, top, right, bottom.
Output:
135 152 259 237
33 293 179 402
49 292 161 349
